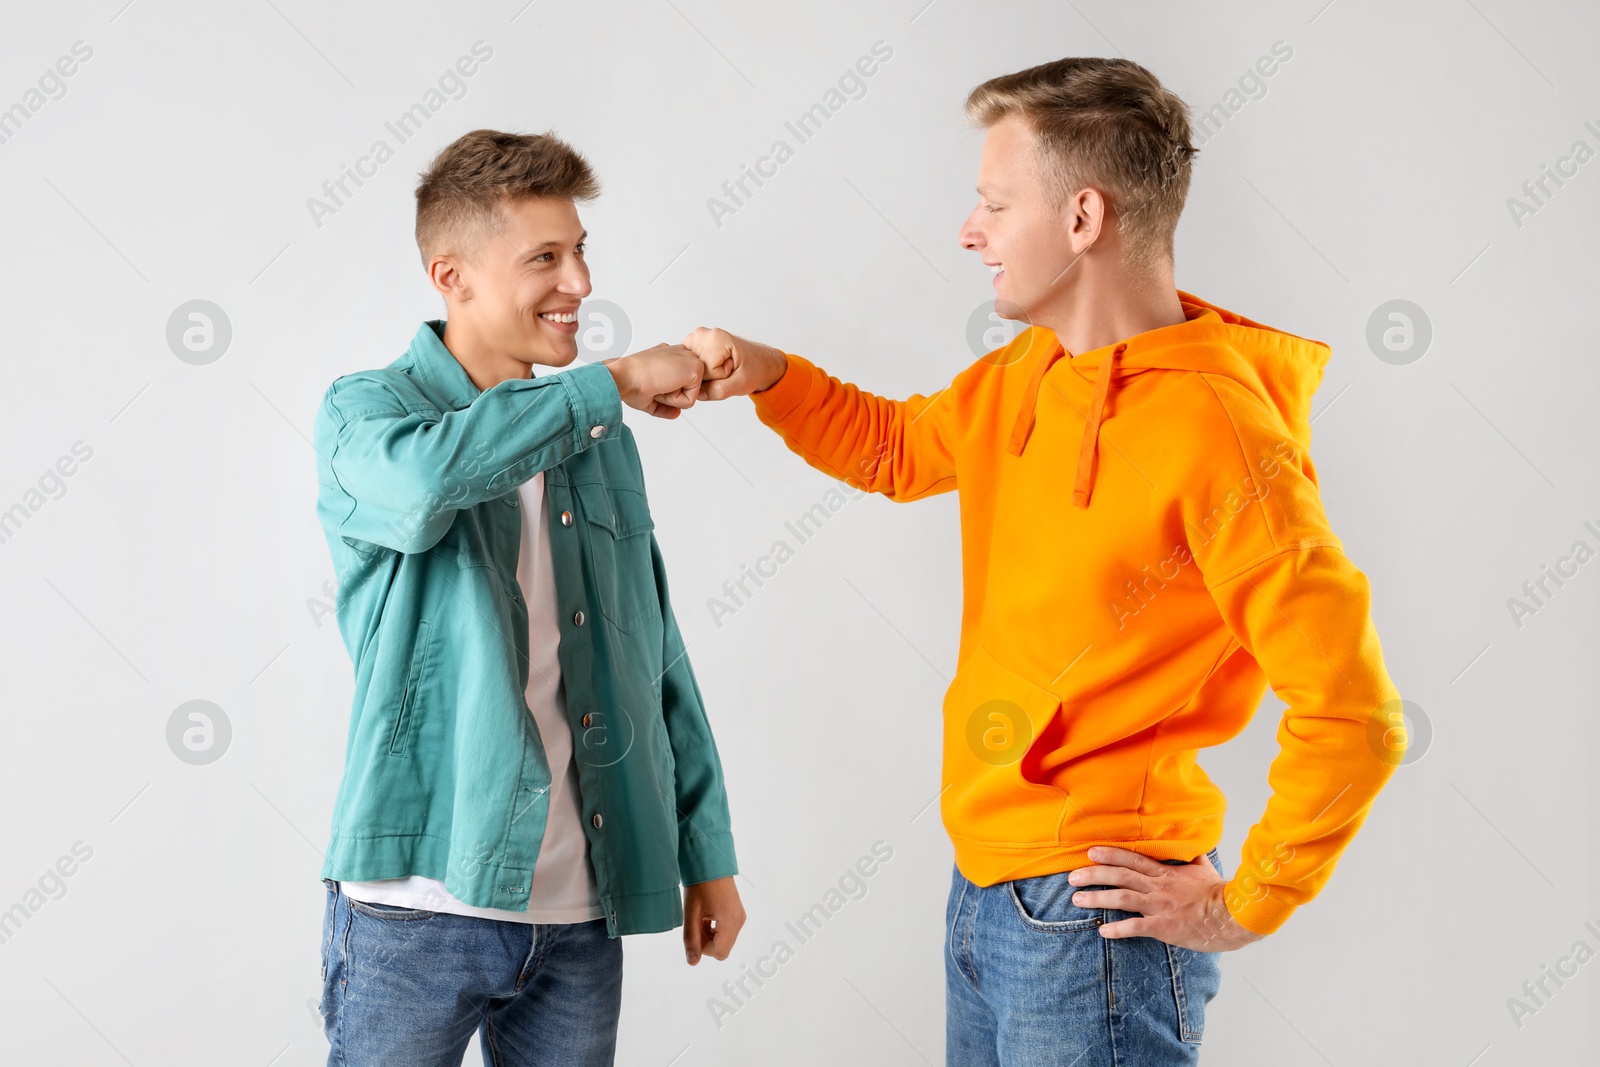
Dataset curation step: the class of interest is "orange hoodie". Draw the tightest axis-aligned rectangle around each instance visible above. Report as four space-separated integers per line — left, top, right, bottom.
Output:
749 291 1404 936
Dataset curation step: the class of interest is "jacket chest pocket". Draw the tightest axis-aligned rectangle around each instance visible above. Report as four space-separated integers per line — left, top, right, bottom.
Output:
575 482 662 634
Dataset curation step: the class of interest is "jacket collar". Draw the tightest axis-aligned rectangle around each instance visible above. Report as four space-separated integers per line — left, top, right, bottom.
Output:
407 319 483 413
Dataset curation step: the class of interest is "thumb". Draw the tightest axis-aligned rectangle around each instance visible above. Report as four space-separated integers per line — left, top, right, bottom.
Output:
684 905 704 965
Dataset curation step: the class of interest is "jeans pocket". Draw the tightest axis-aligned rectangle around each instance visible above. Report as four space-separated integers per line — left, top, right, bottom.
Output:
1167 942 1222 1045
347 897 440 921
1007 869 1106 932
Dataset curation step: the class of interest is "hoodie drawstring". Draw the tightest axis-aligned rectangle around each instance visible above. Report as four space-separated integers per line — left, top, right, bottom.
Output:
1004 340 1126 509
1072 342 1124 508
1004 341 1068 457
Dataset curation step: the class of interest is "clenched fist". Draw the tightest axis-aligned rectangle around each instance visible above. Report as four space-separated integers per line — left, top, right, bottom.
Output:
603 343 705 419
681 327 788 401
682 876 746 966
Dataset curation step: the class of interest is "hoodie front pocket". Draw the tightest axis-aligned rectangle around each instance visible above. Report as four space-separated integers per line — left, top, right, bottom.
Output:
576 483 662 634
942 641 1069 846
387 619 433 756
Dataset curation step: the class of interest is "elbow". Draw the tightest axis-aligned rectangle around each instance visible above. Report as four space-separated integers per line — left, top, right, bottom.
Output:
371 489 456 555
395 511 453 555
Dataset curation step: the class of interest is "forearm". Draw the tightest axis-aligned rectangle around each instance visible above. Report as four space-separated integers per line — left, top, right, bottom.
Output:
749 351 957 500
317 361 621 553
1212 544 1404 936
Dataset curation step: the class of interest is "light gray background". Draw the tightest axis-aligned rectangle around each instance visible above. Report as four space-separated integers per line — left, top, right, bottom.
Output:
1 0 1595 1063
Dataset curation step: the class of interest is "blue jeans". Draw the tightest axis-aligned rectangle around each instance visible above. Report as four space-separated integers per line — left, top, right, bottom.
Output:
946 848 1225 1066
319 879 623 1066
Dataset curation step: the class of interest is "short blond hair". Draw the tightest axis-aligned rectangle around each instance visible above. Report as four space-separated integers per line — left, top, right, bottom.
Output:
966 58 1196 274
414 129 600 267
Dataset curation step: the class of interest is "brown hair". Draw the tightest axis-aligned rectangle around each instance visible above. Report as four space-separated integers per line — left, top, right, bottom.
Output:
966 58 1196 273
414 129 600 266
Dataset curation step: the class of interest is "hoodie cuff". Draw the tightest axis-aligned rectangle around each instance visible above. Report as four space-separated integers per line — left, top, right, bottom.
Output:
1224 882 1298 937
748 352 814 423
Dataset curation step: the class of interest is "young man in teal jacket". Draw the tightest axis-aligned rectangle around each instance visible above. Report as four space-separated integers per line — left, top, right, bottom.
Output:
312 129 744 1066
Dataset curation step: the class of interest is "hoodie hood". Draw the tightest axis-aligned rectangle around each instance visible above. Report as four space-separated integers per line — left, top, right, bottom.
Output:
1005 290 1332 507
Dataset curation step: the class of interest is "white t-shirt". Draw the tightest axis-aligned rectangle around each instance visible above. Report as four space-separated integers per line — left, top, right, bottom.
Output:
341 471 604 924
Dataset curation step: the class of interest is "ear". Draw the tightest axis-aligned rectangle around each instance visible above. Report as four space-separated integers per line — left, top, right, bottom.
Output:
1066 186 1107 255
428 254 469 303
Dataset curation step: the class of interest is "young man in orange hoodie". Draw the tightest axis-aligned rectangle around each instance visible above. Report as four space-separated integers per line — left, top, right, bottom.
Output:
685 58 1405 1065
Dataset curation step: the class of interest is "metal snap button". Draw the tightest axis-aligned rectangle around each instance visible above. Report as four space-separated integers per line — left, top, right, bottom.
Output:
589 425 606 439
560 510 572 526
573 610 585 626
592 813 603 829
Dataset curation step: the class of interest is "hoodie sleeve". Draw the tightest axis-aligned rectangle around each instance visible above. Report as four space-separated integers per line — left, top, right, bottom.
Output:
1183 380 1405 937
748 352 959 500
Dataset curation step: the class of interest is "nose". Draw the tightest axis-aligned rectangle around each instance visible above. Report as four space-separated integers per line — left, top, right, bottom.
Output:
558 258 592 298
958 209 984 251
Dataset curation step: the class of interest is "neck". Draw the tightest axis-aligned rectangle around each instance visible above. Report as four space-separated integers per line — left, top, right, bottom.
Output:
1035 265 1186 356
440 314 535 393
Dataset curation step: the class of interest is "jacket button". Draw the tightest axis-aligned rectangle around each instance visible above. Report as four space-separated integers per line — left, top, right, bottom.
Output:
560 510 572 526
590 424 606 439
581 713 592 728
573 610 585 626
592 813 603 829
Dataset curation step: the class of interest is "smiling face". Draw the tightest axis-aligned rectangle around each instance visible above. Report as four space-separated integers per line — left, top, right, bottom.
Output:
957 113 1103 327
447 195 593 369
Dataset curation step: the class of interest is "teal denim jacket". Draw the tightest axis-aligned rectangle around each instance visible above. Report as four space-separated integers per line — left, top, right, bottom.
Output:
312 320 737 937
